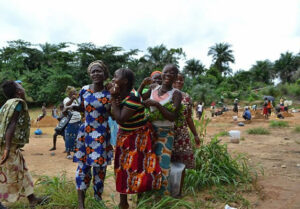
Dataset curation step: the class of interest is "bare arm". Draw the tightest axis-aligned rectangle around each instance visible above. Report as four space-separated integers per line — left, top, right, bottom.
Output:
0 110 19 164
144 90 182 122
111 99 136 124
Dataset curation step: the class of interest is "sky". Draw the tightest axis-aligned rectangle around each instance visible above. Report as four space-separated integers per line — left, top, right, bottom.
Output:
0 0 299 71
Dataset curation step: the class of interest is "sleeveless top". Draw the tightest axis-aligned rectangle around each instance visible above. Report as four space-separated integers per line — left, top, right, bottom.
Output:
150 86 175 127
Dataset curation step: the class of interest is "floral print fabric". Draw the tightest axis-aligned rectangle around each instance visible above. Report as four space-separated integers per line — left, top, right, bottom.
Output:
0 145 34 202
73 85 113 167
172 92 195 169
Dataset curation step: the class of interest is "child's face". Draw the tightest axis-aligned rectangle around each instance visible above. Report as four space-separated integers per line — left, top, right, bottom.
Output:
15 82 25 100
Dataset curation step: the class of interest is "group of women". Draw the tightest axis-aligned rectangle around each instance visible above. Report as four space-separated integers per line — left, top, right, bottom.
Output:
66 60 200 209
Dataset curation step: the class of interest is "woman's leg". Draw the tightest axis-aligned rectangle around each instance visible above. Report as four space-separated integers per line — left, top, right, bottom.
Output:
75 163 92 209
92 166 107 200
119 194 129 209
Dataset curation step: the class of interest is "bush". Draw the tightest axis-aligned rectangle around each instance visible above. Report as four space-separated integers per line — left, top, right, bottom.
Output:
247 127 270 135
215 131 229 137
269 120 289 128
184 138 254 193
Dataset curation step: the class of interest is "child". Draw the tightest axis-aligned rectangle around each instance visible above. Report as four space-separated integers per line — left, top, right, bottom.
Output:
0 81 45 208
49 103 72 151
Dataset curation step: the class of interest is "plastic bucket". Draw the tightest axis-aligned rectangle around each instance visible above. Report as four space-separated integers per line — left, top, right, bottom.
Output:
229 130 240 140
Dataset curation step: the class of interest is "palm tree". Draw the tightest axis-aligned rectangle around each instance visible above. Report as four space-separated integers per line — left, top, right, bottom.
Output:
274 52 299 83
250 60 274 85
183 59 206 78
208 43 235 76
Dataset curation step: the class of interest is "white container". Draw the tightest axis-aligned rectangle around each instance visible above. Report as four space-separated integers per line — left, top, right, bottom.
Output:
229 130 240 140
232 116 238 121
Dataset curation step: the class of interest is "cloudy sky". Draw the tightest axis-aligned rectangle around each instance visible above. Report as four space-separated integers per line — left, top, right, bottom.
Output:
0 0 299 71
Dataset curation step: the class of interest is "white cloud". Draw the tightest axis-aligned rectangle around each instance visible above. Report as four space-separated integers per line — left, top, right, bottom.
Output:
0 0 299 71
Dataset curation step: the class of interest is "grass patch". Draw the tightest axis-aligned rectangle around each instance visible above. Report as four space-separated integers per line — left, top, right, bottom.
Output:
184 138 255 192
269 120 289 128
215 130 229 137
294 126 300 133
247 127 270 135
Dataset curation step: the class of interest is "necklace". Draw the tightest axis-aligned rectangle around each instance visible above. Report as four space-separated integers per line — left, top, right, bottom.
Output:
158 86 169 97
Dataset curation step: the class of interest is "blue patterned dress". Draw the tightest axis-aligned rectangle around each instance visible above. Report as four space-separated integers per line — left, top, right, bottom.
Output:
73 85 113 200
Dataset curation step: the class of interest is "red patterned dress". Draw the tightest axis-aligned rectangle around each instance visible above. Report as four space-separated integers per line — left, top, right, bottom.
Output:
171 92 195 169
114 89 162 194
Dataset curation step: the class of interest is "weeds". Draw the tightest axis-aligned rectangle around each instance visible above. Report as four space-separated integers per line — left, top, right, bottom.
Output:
247 127 270 135
184 137 255 194
215 130 229 137
269 120 289 128
294 126 300 133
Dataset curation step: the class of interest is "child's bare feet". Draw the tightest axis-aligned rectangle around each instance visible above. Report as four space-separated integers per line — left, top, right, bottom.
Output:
49 147 56 151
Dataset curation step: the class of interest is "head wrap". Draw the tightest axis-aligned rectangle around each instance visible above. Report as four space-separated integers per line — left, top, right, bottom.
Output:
150 71 162 78
87 60 109 78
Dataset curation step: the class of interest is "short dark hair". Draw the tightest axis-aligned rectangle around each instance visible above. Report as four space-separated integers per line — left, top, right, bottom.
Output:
118 68 135 90
163 64 179 75
1 80 17 99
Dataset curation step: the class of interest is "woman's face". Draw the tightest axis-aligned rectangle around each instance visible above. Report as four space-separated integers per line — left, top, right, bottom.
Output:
15 82 25 100
90 65 106 84
112 69 126 88
152 73 162 85
162 66 177 86
173 74 184 90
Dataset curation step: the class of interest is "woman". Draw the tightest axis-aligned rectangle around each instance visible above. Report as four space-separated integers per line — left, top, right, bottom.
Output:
63 86 81 159
143 64 182 195
137 71 162 96
0 81 45 208
173 74 201 162
109 68 161 209
171 73 200 195
70 61 113 209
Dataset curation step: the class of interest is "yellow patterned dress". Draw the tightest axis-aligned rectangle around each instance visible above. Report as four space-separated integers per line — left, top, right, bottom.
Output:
0 98 33 202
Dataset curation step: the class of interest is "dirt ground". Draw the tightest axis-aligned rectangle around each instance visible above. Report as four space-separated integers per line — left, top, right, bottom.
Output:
21 109 300 208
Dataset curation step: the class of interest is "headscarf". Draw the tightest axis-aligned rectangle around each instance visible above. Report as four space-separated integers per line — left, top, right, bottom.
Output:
87 60 109 78
150 71 162 78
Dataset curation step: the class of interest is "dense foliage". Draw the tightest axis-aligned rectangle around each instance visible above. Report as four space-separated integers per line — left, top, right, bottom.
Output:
0 40 299 106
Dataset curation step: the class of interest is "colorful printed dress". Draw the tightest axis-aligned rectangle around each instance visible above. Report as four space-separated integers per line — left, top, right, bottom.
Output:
171 92 195 169
0 98 34 202
73 85 113 200
114 89 162 194
150 86 177 195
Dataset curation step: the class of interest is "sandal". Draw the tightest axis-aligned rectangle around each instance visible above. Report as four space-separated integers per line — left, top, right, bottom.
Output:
66 155 73 159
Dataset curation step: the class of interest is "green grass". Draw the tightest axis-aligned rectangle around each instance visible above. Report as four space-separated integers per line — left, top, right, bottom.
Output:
269 120 289 128
247 127 270 135
214 130 229 137
294 126 300 133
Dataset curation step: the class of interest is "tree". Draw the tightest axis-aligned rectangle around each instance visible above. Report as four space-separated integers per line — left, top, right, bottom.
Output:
208 42 235 76
249 60 274 85
183 59 206 78
274 52 299 83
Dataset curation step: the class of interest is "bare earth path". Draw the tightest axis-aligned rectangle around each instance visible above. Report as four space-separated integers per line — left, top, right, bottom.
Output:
22 111 300 208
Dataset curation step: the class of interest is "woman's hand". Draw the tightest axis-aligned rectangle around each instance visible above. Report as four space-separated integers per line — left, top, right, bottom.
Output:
194 135 201 147
142 77 153 86
143 99 159 108
109 83 120 97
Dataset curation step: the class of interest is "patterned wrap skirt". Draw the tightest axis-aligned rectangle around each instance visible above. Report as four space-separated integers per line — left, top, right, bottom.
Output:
114 123 162 194
152 125 174 195
0 145 34 202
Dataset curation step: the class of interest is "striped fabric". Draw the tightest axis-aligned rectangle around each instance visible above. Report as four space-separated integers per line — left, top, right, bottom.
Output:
119 89 147 131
